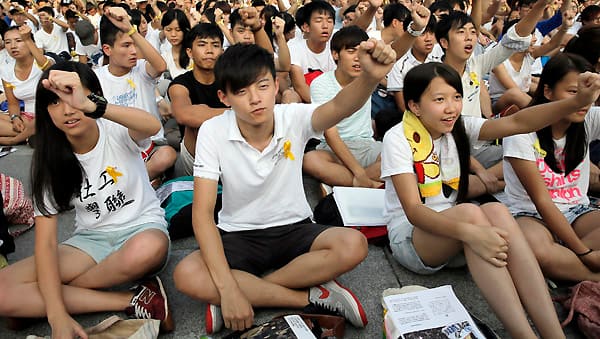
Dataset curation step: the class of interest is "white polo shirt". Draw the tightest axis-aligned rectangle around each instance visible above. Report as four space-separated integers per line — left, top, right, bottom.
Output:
194 103 322 232
387 48 443 92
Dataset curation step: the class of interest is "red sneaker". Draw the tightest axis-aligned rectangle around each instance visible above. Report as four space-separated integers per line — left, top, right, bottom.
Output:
125 276 174 332
308 280 368 328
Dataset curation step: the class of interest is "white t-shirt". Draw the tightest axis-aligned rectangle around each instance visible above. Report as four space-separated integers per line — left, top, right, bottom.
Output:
34 24 85 56
33 119 166 232
387 49 443 92
503 107 600 214
194 103 323 232
145 26 162 53
460 26 531 117
87 13 101 29
0 60 44 114
162 48 188 80
95 60 165 141
488 54 534 100
381 116 486 224
289 40 336 75
310 70 373 140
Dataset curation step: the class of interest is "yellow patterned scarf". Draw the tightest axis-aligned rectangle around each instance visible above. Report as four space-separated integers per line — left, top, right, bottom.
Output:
402 110 460 197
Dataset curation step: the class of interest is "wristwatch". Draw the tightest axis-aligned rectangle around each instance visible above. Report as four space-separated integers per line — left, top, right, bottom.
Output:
85 93 108 119
407 21 426 37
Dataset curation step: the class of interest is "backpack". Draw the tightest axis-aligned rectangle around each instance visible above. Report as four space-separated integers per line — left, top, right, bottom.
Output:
155 176 221 240
0 173 34 234
556 280 600 338
313 193 388 245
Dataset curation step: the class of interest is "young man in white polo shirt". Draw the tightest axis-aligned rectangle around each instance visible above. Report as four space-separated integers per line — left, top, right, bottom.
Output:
173 41 397 334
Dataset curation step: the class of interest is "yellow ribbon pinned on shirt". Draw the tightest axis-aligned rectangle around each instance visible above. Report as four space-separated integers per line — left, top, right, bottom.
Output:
533 138 547 158
4 82 15 89
469 72 479 87
283 140 295 160
106 166 123 183
126 78 136 89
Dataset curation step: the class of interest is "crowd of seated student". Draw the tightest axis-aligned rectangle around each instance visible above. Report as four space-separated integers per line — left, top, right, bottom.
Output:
0 0 598 337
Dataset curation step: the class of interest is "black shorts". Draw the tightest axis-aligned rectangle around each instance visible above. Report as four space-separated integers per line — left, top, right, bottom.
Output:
219 218 331 276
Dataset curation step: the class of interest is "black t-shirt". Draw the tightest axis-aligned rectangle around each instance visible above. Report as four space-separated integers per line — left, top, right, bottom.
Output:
168 70 227 136
169 70 225 107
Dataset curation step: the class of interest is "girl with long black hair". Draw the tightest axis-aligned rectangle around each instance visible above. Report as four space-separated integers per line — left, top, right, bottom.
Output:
0 62 173 338
382 61 600 338
504 53 600 282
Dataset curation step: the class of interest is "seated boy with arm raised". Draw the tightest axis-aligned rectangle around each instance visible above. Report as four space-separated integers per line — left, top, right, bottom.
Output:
173 40 396 334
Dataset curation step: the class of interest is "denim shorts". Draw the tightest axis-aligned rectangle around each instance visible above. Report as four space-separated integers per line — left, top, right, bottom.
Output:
514 204 597 225
63 222 171 273
388 216 465 275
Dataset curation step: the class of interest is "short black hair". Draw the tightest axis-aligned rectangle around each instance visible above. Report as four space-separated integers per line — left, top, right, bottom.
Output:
383 3 410 28
229 9 243 28
215 43 275 93
185 22 224 49
99 10 122 46
299 1 335 27
65 9 79 20
518 0 537 8
447 0 466 11
330 25 368 54
429 0 452 15
343 4 357 17
435 10 473 48
581 4 600 24
37 6 55 17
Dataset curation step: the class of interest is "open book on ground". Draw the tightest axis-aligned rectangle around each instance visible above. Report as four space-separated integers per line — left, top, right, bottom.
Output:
383 285 486 339
332 186 386 226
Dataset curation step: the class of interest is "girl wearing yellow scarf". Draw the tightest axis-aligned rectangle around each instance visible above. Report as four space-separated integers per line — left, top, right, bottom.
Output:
382 62 600 338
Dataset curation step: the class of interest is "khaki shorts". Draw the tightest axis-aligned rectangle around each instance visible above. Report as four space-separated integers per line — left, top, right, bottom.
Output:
316 138 382 167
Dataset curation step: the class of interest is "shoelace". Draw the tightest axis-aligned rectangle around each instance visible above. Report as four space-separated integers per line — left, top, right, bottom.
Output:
134 303 152 319
313 300 344 316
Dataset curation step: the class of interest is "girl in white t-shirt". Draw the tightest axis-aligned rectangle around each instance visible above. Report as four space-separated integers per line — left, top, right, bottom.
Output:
0 62 173 337
0 25 53 145
161 9 191 80
503 53 600 282
489 14 574 115
383 62 600 338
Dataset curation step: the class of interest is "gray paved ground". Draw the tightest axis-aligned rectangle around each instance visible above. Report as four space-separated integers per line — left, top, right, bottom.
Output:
0 145 584 338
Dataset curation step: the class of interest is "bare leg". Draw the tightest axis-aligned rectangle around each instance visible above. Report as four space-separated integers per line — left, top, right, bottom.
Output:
411 204 538 338
485 161 503 180
146 146 177 181
174 227 367 307
518 217 600 281
573 210 600 247
364 156 382 184
0 229 169 317
481 204 564 339
303 150 355 187
492 88 531 115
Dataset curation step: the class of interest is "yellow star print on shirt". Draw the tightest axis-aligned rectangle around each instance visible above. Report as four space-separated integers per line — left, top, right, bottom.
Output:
106 166 123 183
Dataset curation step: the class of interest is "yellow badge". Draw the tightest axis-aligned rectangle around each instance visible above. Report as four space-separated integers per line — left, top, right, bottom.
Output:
283 140 295 160
533 139 547 158
106 166 123 183
126 78 136 89
469 72 479 87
